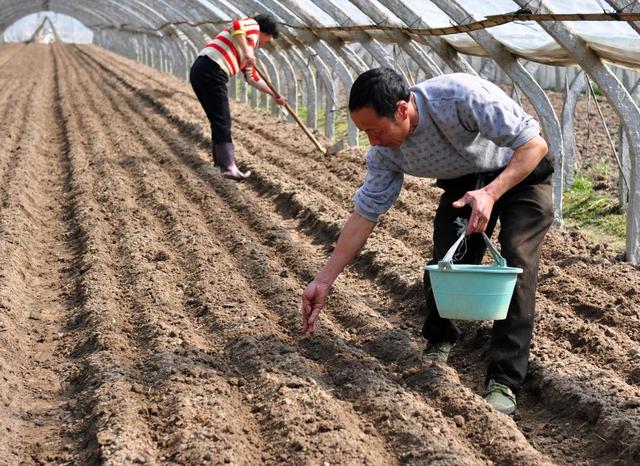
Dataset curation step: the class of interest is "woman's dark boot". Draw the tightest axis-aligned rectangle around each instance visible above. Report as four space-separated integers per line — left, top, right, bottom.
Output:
212 141 219 169
214 143 251 181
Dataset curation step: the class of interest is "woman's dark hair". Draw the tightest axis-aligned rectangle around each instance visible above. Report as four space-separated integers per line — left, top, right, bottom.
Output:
254 13 280 39
349 67 409 118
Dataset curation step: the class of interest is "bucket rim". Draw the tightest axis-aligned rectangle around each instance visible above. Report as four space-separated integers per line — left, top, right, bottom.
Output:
425 263 523 274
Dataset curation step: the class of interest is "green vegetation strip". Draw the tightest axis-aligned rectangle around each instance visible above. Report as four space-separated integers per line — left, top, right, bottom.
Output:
563 175 626 249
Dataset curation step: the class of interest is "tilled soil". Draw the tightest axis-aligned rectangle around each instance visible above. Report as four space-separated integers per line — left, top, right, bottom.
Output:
0 43 638 466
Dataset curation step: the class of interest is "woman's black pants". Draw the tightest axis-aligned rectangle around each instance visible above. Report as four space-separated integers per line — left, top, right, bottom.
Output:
189 56 232 144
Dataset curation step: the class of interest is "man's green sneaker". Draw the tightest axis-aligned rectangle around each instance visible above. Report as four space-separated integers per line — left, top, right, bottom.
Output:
484 379 517 415
424 341 455 363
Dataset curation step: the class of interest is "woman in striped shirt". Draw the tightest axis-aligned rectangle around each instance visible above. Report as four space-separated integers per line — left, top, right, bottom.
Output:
190 14 285 180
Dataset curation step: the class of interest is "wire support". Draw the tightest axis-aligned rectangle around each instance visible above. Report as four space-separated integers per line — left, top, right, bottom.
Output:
286 12 640 37
586 77 630 193
84 12 640 38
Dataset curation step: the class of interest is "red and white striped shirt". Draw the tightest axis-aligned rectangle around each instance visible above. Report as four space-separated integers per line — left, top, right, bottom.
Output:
199 18 268 92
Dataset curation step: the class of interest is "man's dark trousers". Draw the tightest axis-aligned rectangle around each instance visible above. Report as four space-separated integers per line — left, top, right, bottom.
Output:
422 156 554 393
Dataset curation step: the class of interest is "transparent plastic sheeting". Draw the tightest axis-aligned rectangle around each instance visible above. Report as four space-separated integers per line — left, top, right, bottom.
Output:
3 0 640 68
3 11 93 43
207 0 640 68
403 0 640 68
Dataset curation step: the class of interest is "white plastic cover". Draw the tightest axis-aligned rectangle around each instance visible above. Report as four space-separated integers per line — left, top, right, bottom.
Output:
401 0 640 68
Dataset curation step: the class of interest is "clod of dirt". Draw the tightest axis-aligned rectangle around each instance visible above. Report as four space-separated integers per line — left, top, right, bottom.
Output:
453 415 465 427
153 251 170 261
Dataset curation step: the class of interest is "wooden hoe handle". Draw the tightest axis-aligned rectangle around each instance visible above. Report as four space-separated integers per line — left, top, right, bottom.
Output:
254 66 326 155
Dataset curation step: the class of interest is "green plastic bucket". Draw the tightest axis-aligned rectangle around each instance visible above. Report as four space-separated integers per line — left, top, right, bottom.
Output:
425 232 522 321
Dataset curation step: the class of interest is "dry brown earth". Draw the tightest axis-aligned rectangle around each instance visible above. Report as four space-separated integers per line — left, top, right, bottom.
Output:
0 43 638 465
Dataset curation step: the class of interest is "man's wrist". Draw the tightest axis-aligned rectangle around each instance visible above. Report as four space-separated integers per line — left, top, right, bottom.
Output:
483 181 504 202
315 273 334 287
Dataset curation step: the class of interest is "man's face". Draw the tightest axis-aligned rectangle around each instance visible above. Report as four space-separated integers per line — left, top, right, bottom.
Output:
258 32 273 47
350 101 411 148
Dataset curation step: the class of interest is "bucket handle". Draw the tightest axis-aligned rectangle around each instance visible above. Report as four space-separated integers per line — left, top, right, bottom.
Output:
438 232 506 270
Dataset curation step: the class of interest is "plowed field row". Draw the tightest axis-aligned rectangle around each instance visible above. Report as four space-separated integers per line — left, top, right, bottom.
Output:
69 44 538 465
0 43 638 465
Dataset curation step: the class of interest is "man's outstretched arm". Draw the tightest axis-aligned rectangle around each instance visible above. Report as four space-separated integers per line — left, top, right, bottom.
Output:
302 211 376 335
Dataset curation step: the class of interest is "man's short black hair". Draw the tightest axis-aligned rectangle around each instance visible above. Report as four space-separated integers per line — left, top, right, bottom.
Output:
349 67 410 119
254 13 280 39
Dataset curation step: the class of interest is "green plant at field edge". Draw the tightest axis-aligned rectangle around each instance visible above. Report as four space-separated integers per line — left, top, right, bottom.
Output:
563 174 626 250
